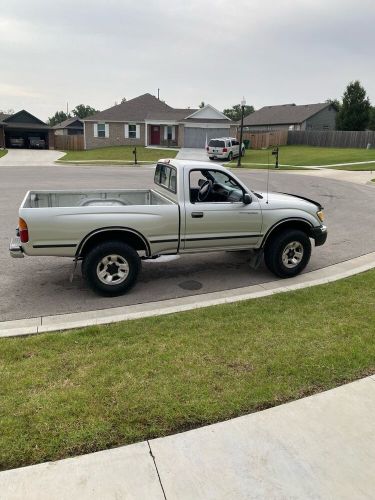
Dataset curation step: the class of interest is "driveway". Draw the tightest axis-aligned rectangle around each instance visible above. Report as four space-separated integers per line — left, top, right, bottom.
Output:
0 149 64 166
176 148 209 161
2 164 375 322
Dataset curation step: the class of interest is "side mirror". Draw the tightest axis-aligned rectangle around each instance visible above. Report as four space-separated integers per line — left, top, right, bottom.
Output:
243 193 252 205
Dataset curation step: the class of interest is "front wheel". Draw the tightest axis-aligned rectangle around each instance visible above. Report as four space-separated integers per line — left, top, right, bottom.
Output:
264 230 311 278
82 241 141 296
227 152 233 161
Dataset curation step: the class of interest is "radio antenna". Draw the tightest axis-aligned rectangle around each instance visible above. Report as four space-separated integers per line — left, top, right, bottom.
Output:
266 150 270 204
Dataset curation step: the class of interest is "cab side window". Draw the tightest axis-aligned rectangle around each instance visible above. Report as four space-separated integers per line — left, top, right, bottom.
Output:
154 164 177 193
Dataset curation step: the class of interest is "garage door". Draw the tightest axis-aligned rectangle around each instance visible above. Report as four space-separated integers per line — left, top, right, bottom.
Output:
184 128 231 148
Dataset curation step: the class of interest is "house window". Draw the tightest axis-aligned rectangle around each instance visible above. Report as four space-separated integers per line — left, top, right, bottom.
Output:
167 126 173 141
98 123 106 137
129 124 136 139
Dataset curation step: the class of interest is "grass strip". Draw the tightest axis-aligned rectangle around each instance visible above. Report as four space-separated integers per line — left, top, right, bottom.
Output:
59 146 178 163
230 145 375 167
1 270 375 470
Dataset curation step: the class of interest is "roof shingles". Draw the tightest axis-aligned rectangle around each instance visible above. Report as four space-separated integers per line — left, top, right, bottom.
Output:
243 103 331 126
84 95 230 124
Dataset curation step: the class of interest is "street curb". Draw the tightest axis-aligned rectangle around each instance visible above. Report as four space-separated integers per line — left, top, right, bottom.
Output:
1 252 375 339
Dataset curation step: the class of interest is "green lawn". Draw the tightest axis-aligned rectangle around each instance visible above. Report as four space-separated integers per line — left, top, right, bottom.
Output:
1 271 375 470
229 145 375 169
59 146 178 163
0 149 7 159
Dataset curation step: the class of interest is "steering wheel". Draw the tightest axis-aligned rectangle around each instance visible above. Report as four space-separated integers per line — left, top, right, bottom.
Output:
197 180 213 202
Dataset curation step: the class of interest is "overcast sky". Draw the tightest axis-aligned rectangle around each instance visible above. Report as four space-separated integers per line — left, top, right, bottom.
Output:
1 0 374 120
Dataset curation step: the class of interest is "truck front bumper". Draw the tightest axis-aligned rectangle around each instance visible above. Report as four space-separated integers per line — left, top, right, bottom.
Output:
310 225 327 246
9 237 24 258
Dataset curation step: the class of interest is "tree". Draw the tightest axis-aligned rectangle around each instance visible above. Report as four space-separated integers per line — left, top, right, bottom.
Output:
325 99 341 112
72 104 99 119
223 104 254 121
368 107 375 131
199 101 205 108
48 110 70 127
121 97 127 103
336 81 371 131
0 108 14 115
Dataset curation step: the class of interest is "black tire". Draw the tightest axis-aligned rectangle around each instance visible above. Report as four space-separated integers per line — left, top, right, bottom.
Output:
82 241 141 296
228 152 233 161
209 156 214 160
264 229 311 278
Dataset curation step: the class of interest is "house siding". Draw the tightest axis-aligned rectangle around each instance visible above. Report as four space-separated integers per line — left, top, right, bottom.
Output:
85 122 145 150
244 124 296 131
304 106 337 130
178 124 184 147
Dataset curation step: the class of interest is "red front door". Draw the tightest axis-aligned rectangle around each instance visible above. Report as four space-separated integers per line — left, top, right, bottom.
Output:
151 126 160 145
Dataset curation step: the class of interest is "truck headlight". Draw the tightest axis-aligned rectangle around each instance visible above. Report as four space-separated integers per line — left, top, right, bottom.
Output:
317 210 324 222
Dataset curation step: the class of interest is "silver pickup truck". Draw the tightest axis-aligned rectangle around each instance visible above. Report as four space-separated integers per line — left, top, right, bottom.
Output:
10 160 327 296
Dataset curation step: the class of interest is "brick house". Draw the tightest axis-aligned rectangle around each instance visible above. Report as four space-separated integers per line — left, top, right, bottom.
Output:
243 103 337 131
83 93 235 149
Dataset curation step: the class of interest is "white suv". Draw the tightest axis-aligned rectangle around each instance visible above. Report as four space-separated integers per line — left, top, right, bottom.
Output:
207 137 245 161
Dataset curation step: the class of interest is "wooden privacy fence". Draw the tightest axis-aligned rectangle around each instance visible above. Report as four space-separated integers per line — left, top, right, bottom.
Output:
288 130 375 149
54 134 84 151
239 130 288 149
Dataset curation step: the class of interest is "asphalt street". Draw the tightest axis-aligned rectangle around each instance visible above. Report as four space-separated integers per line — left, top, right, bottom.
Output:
1 164 375 321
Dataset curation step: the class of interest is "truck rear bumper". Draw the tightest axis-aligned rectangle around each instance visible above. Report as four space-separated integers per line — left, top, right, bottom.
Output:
9 237 24 258
310 225 327 246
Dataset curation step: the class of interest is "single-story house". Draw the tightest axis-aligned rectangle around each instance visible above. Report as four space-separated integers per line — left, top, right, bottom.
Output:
0 110 53 149
243 103 337 131
83 93 235 149
53 117 84 136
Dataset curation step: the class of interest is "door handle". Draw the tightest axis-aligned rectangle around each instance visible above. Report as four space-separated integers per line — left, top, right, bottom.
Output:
191 212 204 218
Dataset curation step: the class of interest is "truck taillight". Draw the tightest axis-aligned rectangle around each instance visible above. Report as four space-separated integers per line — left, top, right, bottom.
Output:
19 218 29 243
223 148 227 152
206 147 209 151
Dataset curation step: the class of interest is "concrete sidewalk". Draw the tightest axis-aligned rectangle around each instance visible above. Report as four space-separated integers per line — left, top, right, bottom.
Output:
1 376 374 499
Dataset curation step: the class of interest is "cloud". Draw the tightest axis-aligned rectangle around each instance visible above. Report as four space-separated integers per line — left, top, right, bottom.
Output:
0 0 374 119
0 84 42 99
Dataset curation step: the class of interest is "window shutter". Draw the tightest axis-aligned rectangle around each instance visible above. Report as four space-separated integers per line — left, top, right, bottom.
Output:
164 126 168 140
136 124 140 139
93 123 98 138
124 124 129 138
105 124 109 138
172 126 175 140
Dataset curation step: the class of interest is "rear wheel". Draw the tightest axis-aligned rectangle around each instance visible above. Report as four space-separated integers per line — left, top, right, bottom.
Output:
82 241 141 296
264 229 311 278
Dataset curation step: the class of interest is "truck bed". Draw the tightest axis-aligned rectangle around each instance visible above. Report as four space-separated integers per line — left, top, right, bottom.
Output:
22 189 173 208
